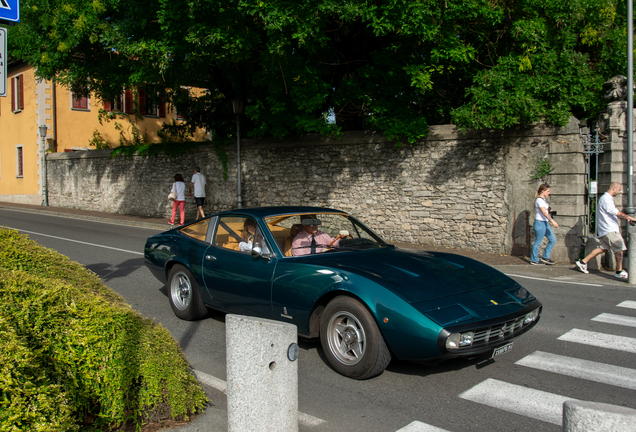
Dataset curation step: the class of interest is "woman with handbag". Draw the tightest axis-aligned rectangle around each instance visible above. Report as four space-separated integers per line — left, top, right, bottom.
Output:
168 173 186 226
530 183 558 265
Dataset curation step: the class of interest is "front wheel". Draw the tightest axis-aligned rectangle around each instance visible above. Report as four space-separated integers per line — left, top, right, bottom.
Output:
168 265 208 321
320 296 391 379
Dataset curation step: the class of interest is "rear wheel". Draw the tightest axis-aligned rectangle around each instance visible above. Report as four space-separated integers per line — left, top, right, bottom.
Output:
168 265 208 320
320 296 391 379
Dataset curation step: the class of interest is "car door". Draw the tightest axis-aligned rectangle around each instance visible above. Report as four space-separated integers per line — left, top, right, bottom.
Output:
201 215 277 318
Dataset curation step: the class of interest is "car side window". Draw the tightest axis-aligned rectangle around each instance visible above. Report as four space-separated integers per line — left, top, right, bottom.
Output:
180 218 211 243
214 216 270 255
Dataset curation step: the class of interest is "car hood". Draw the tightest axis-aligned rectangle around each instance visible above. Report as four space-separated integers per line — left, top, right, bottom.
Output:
310 248 511 303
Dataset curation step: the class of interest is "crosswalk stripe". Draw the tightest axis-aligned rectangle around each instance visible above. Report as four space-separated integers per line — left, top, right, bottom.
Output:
458 378 572 425
557 329 636 353
618 300 636 310
193 370 326 426
395 421 451 432
592 313 636 328
515 351 636 390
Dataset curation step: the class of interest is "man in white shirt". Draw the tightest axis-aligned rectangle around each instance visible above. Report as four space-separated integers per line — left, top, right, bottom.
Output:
189 167 206 219
576 182 636 278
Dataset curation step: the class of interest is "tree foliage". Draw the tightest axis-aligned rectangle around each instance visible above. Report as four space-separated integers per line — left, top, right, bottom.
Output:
8 0 627 143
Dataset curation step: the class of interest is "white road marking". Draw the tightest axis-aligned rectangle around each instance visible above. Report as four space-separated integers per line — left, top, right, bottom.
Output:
459 378 573 425
298 412 327 427
558 329 636 353
618 300 636 310
194 370 227 392
592 313 636 328
516 351 636 390
193 370 326 426
4 227 143 255
504 273 602 287
395 421 451 431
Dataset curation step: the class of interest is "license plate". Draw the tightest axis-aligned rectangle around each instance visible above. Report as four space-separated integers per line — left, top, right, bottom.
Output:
492 342 513 358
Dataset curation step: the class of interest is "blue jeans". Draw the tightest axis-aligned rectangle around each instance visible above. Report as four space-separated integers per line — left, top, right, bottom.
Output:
531 220 556 262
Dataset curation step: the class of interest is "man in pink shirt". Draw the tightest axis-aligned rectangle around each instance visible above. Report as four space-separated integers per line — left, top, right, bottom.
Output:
291 215 341 256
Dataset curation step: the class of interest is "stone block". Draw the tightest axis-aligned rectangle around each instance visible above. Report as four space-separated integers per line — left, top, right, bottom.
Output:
226 315 298 432
563 400 636 432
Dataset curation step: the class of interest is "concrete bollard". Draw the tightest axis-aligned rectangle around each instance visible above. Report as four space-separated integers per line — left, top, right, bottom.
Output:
226 314 299 432
563 400 636 431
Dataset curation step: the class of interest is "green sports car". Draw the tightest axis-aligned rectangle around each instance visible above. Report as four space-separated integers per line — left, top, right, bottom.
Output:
144 206 542 379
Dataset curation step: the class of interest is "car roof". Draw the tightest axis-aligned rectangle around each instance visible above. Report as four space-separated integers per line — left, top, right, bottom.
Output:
216 206 347 219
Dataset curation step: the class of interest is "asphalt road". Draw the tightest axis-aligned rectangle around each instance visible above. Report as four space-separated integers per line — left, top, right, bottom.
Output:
2 207 635 432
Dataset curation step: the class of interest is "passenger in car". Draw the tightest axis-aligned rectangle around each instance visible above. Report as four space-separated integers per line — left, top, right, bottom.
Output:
239 219 257 252
291 215 341 256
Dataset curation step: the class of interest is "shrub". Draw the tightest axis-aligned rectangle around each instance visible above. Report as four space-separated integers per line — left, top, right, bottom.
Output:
0 228 207 431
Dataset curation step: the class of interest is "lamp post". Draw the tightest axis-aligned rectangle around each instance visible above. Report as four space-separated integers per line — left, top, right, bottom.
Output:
39 124 48 207
232 99 243 208
627 0 636 284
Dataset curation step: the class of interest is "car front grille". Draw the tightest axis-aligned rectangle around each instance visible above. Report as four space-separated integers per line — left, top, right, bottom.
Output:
472 316 528 345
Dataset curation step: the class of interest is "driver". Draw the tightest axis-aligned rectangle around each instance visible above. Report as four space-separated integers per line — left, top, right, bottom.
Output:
291 215 341 256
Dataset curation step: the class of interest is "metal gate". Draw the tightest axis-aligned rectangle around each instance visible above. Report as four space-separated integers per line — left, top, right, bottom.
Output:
580 123 605 240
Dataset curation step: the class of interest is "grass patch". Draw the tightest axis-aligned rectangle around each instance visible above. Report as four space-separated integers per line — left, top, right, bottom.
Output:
0 228 207 431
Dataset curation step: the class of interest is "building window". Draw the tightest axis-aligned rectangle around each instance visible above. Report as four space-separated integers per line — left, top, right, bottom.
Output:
139 87 165 117
103 93 123 112
71 91 90 111
11 75 24 113
16 145 24 178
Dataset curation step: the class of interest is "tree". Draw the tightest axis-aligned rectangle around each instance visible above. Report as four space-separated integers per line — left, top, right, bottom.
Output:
8 0 627 143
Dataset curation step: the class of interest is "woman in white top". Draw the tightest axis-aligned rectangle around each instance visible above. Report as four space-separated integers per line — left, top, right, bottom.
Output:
168 173 187 226
531 183 559 265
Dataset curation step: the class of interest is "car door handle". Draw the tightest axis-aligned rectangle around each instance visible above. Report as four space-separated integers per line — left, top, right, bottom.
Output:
205 255 216 261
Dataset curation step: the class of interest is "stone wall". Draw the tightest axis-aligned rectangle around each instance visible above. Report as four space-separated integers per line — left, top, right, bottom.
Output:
46 119 586 260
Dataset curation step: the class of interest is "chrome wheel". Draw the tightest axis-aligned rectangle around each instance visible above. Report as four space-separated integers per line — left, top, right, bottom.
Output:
170 270 192 311
326 311 366 366
320 296 391 379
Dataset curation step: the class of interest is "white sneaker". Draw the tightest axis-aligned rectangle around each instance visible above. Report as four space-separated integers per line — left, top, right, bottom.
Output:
575 260 589 274
614 270 628 279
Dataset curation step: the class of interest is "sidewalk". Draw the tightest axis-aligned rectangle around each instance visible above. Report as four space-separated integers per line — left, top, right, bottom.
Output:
1 201 629 287
1 201 631 432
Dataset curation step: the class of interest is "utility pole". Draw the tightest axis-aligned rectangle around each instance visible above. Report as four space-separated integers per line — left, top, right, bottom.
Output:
627 0 636 285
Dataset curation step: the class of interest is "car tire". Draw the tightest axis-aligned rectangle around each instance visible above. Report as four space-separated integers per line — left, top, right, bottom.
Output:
168 265 208 321
320 296 391 379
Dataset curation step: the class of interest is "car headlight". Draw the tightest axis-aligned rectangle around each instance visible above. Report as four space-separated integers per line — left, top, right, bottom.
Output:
446 331 474 349
524 308 540 325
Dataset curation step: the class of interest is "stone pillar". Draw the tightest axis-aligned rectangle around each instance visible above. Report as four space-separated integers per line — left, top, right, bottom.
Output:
226 314 299 432
563 400 636 431
597 75 636 271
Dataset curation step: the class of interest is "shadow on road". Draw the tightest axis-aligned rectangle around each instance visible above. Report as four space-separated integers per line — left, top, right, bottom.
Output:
86 257 145 282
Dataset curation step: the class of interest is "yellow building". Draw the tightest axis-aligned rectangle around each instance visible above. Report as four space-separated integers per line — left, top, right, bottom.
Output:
0 62 206 204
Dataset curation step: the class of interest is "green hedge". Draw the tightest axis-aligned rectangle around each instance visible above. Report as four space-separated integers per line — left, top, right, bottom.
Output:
0 228 207 431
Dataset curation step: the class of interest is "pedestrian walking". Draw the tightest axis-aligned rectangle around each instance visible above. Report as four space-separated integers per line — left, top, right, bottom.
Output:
169 173 186 226
530 183 559 265
576 182 636 278
190 166 206 220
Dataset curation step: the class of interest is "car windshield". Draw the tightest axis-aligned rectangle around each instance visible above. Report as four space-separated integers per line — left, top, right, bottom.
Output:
264 212 390 257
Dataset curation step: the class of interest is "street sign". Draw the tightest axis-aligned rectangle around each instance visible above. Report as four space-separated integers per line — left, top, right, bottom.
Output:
0 0 20 23
0 27 6 97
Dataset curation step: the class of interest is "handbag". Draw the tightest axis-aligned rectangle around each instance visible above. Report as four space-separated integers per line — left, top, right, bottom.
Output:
168 191 177 201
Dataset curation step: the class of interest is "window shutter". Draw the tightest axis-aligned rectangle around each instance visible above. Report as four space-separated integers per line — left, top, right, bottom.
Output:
103 100 111 111
159 97 166 117
72 93 88 110
11 77 15 112
18 75 24 110
138 89 146 115
124 90 133 114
